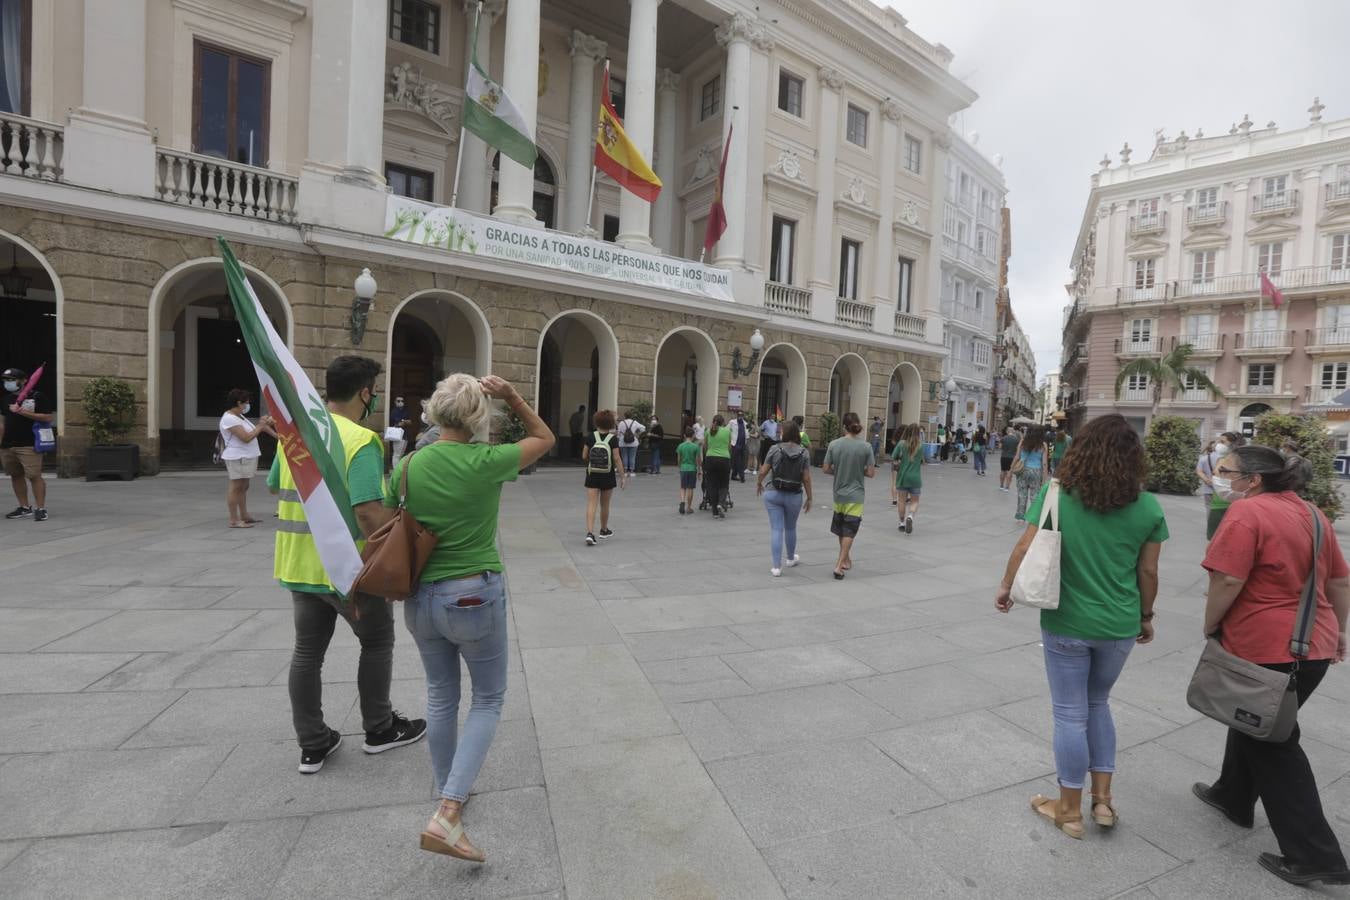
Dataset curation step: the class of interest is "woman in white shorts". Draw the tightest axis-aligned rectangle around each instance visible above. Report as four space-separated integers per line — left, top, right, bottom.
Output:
219 388 275 528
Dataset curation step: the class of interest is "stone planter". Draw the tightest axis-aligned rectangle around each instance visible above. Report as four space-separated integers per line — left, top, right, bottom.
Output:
86 444 140 481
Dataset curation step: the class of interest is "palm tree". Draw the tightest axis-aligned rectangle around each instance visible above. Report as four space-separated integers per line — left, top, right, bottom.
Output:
1115 343 1223 418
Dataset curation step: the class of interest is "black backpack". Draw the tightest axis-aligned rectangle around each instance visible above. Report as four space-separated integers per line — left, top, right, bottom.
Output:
770 445 807 493
587 431 615 474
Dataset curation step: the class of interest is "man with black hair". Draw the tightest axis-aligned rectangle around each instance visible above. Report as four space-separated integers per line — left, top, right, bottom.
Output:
267 355 426 774
1 367 53 522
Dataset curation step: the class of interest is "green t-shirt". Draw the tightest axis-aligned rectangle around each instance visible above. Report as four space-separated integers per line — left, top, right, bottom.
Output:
800 431 811 450
384 441 522 583
704 426 731 459
823 436 875 505
1209 492 1230 512
1051 435 1072 460
268 441 387 594
1001 434 1020 459
676 440 701 472
1025 483 1169 641
890 443 922 489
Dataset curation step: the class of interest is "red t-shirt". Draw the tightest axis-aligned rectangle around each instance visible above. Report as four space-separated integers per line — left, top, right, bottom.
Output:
1202 491 1347 663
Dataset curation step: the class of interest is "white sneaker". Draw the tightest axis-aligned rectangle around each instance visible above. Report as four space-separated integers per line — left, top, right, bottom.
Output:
785 555 800 568
770 567 782 577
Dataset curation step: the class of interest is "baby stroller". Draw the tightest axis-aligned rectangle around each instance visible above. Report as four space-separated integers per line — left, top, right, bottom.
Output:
697 479 734 512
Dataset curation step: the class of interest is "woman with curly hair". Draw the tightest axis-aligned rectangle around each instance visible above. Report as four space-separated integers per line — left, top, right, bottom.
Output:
994 414 1168 840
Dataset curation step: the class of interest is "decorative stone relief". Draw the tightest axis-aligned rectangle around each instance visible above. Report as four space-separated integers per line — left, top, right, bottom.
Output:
656 68 681 93
932 129 952 151
900 200 920 226
387 62 455 127
1119 142 1131 164
880 99 903 122
687 143 720 186
568 29 606 62
1309 96 1325 124
841 176 868 207
768 148 802 180
818 67 845 91
715 12 774 52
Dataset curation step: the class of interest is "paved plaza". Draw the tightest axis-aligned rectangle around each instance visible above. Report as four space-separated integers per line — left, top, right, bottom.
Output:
0 461 1348 899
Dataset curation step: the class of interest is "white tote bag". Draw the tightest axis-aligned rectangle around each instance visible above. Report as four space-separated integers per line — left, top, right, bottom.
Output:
1010 479 1061 610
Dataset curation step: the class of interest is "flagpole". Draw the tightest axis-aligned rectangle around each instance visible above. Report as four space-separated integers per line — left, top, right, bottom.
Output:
451 1 484 210
585 60 609 233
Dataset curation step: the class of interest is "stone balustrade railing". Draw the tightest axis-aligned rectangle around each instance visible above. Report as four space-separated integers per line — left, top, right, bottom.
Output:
155 149 298 223
893 311 926 340
0 113 63 181
835 298 874 331
763 281 812 319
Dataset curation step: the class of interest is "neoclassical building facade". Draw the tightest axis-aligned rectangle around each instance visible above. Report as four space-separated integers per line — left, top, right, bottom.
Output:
0 0 989 474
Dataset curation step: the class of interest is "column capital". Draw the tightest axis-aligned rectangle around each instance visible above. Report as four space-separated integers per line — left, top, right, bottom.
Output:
656 67 680 93
568 28 606 61
462 0 505 22
818 66 845 92
715 12 774 52
880 99 904 122
932 128 953 151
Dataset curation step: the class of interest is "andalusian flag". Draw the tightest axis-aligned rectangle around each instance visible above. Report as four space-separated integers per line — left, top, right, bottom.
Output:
462 2 537 169
217 238 364 596
595 63 662 202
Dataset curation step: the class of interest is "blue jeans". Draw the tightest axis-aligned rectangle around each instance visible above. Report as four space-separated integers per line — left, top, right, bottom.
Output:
973 449 987 474
619 445 637 473
763 488 804 568
649 444 661 474
1041 629 1135 789
403 572 508 802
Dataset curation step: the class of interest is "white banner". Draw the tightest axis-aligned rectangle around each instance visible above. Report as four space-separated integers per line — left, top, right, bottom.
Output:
384 196 734 303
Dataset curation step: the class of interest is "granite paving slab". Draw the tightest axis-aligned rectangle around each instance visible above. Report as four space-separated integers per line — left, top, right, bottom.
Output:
0 651 138 693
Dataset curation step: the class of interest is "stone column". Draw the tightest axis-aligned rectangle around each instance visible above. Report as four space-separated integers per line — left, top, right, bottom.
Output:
458 0 505 214
564 30 606 232
871 100 903 333
493 0 542 224
711 13 759 268
1297 167 1322 267
922 130 951 345
63 0 155 196
616 0 661 250
652 68 680 252
1165 190 1186 283
807 68 844 318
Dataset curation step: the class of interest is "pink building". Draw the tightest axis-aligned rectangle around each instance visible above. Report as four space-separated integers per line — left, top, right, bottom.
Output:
1062 105 1350 445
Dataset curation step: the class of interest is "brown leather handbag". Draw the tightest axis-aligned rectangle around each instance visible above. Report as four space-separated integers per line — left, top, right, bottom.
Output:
350 451 439 601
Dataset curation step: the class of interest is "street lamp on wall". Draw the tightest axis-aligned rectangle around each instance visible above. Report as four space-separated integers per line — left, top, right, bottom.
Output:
730 328 765 377
930 376 958 427
350 267 377 345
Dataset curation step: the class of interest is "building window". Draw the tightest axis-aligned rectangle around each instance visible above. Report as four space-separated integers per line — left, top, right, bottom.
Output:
389 0 441 55
1129 317 1153 349
777 70 803 117
953 278 965 306
1247 363 1276 393
1194 186 1218 215
1331 233 1350 272
385 162 434 201
609 77 626 120
1125 373 1150 395
904 135 922 174
0 0 29 115
845 104 868 147
974 342 991 366
839 238 861 299
699 75 720 121
1321 362 1350 391
1192 249 1216 284
1137 197 1160 226
974 288 985 311
1256 241 1283 276
602 214 619 243
769 216 796 284
897 256 914 313
1262 174 1287 203
490 153 557 229
942 206 958 239
1133 257 1157 290
193 41 271 165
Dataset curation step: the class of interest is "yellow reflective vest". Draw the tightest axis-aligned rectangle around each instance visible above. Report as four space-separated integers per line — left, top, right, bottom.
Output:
274 413 382 592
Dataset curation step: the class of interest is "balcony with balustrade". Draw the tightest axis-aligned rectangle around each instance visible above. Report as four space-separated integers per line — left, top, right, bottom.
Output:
1115 283 1171 304
893 310 926 341
1114 336 1164 357
1234 329 1294 357
1306 384 1350 407
1185 201 1228 227
0 112 64 182
1119 386 1152 403
940 297 995 335
835 297 875 331
949 356 991 384
763 282 812 320
1250 189 1300 217
1305 326 1350 355
1168 264 1350 301
155 149 299 223
1128 211 1167 236
1171 331 1225 358
1326 182 1350 209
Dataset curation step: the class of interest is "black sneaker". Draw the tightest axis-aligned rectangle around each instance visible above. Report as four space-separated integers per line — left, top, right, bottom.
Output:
599 528 613 539
678 502 686 515
5 506 31 519
363 711 427 754
586 532 597 546
33 508 47 522
298 728 342 774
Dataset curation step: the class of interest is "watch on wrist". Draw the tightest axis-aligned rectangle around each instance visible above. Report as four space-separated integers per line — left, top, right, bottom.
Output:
1140 612 1155 621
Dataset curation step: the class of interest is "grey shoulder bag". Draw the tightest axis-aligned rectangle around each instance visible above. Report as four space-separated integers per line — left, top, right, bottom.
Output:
1185 501 1323 742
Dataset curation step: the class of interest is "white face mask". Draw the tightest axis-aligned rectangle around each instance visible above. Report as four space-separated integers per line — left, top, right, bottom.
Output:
240 402 251 415
1211 475 1247 503
2 381 17 392
1214 442 1230 456
420 412 430 425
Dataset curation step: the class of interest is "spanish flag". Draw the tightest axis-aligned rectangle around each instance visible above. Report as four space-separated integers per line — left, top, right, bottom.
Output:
594 64 662 202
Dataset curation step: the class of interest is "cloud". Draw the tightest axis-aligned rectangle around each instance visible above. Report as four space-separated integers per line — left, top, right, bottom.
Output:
889 0 1350 380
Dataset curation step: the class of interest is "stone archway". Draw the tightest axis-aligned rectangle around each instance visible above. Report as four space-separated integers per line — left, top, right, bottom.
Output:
886 361 923 439
385 290 492 445
652 326 719 428
827 352 871 420
755 342 807 423
146 258 292 468
536 310 619 456
0 232 63 434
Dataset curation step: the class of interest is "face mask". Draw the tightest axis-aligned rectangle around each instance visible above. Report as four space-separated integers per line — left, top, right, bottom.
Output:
421 412 429 425
362 391 380 419
1211 476 1247 502
241 402 251 415
1214 443 1230 456
3 381 17 392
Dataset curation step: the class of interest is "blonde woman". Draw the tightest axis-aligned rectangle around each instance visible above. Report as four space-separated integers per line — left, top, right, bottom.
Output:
389 374 553 863
891 423 924 534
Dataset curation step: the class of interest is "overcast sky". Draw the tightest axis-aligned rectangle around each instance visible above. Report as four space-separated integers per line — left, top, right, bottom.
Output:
889 0 1350 381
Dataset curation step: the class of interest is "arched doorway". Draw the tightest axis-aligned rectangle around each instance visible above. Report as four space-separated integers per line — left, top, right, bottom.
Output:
755 342 807 423
536 311 619 459
653 327 719 428
491 152 558 228
1238 402 1273 439
886 362 923 443
0 234 61 441
147 259 291 468
385 291 491 445
827 353 871 419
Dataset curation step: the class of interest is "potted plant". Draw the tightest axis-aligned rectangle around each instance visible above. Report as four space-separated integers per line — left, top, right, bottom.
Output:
814 411 840 467
497 410 535 474
83 377 139 480
628 398 655 471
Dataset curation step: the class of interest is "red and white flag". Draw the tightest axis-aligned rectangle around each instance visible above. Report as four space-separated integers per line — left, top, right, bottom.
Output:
1260 270 1284 308
702 123 733 257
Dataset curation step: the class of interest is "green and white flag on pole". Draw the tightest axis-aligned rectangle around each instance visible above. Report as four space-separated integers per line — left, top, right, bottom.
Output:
462 2 537 169
217 237 364 597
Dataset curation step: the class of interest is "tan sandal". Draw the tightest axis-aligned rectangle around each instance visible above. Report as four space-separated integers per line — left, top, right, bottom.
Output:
1031 794 1084 840
419 812 485 863
1091 794 1117 828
